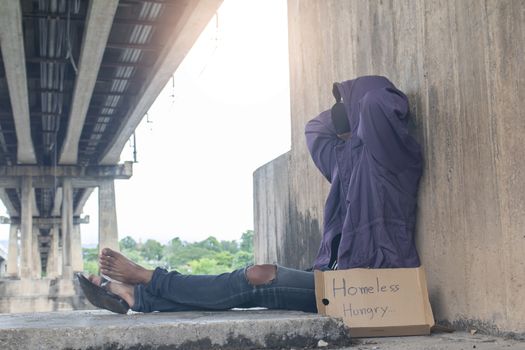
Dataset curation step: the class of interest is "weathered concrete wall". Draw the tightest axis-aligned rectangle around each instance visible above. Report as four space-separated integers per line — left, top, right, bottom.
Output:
254 0 525 335
254 152 323 268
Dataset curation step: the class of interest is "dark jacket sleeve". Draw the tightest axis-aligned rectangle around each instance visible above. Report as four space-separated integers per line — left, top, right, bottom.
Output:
356 88 420 173
305 110 343 182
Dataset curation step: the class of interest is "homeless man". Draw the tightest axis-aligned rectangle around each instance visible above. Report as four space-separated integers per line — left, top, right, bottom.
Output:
305 75 422 270
78 75 423 314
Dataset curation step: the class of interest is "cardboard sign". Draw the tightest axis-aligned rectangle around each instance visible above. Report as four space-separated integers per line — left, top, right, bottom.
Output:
314 267 434 337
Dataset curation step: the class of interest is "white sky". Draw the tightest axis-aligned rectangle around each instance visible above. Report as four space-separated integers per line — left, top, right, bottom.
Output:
0 0 291 247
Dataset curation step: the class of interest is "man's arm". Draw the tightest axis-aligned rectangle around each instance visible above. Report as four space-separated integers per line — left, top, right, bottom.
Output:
305 110 344 182
356 87 420 173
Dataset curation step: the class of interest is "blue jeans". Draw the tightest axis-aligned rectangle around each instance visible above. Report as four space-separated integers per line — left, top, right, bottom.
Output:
132 265 316 313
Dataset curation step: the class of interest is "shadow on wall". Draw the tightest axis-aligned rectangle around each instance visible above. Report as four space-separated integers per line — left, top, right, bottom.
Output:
282 205 320 269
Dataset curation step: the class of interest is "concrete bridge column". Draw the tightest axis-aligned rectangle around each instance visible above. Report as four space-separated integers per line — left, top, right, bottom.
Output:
72 224 83 272
57 236 63 277
19 176 33 278
99 179 119 253
6 224 19 278
46 225 59 278
31 225 41 278
61 178 74 278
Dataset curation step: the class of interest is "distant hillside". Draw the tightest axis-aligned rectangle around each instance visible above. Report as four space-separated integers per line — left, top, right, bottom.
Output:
82 243 98 249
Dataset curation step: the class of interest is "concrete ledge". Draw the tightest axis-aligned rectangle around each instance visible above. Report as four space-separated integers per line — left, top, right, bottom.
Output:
0 310 351 350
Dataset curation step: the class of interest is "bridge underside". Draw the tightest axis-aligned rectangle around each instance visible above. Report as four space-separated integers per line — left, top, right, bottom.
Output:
0 0 221 309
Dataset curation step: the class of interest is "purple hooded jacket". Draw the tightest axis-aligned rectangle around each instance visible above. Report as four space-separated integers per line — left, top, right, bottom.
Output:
305 76 422 269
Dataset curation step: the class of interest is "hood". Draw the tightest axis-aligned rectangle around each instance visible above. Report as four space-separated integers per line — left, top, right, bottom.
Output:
334 75 408 133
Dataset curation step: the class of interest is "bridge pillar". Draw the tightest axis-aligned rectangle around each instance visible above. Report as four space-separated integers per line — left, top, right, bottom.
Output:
46 225 60 278
57 237 63 277
31 225 41 278
19 176 33 278
6 224 19 278
61 178 74 279
99 179 119 253
72 224 83 272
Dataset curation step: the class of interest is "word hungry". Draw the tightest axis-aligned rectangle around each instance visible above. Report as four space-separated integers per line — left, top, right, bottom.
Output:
342 303 392 320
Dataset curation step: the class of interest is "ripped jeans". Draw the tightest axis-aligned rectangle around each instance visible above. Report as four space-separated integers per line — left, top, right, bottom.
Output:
131 265 317 313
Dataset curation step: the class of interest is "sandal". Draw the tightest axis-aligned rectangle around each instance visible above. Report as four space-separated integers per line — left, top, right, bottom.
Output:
77 273 130 314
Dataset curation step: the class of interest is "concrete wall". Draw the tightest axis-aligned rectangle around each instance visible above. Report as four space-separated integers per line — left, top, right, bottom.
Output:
0 259 5 278
254 152 324 268
254 0 524 335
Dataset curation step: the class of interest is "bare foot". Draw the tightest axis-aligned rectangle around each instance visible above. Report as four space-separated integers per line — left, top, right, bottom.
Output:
88 275 135 308
99 248 154 285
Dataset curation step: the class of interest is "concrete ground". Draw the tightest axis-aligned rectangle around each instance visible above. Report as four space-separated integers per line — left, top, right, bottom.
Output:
343 333 524 350
0 310 523 350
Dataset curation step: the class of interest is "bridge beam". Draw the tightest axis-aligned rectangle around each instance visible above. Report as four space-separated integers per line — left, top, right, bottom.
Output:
0 163 133 188
59 0 120 164
0 162 133 178
0 0 37 164
99 0 223 164
5 216 89 227
0 189 18 216
75 188 95 216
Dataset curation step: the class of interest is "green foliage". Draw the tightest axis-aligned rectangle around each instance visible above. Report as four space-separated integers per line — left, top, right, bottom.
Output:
83 260 98 276
189 258 228 275
240 230 254 252
213 251 234 267
232 250 254 269
120 236 137 250
121 248 157 269
141 239 164 261
83 231 255 275
194 236 221 252
220 240 239 254
83 247 99 261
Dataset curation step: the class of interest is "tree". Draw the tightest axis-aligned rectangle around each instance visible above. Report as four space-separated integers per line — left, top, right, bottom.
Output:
120 236 137 250
189 258 228 275
232 250 253 269
83 260 98 275
84 230 256 276
82 247 99 275
141 239 163 261
240 230 254 252
122 249 155 269
213 251 234 267
220 240 239 254
195 236 221 252
83 247 99 261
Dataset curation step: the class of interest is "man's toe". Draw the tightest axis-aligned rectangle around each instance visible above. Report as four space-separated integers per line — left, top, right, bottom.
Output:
89 275 102 286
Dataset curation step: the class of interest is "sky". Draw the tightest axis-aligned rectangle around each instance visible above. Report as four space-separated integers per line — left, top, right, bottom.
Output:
0 0 291 247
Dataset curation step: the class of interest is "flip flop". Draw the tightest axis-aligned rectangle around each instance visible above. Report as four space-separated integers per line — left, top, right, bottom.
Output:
77 273 130 314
